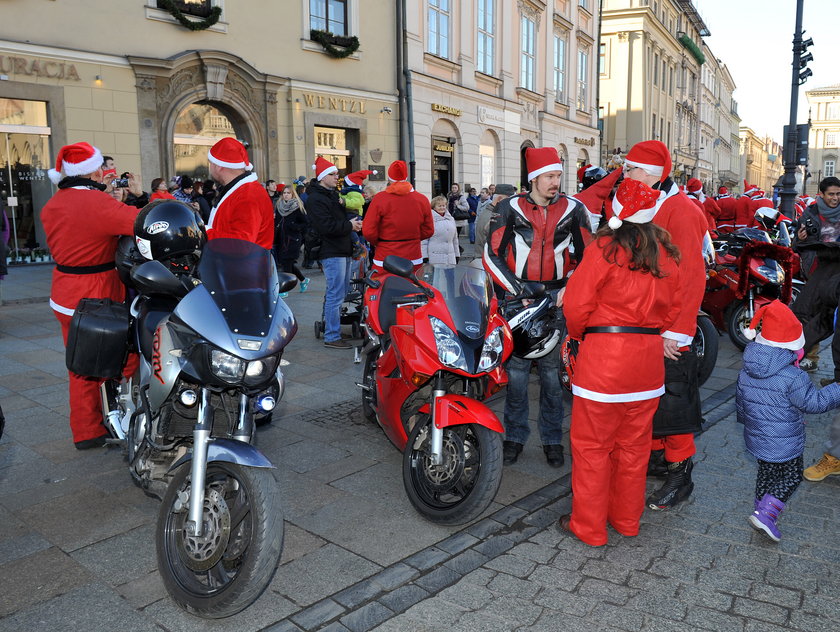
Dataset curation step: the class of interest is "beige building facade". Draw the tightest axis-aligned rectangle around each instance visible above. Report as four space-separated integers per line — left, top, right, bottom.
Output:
0 0 399 252
805 83 840 196
739 126 782 195
404 0 601 196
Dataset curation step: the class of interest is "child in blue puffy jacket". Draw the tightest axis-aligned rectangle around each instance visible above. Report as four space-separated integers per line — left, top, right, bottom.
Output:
736 300 840 542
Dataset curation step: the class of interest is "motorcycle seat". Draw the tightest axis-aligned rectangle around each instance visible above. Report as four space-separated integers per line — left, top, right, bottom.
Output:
378 276 419 332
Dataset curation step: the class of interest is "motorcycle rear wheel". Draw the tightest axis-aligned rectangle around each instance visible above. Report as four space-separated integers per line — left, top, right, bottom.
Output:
156 462 283 618
693 315 719 386
403 417 503 525
360 354 377 423
726 302 752 351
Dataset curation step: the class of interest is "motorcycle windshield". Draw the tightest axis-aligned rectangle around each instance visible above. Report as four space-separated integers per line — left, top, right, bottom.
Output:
424 263 491 339
195 239 279 337
735 227 772 244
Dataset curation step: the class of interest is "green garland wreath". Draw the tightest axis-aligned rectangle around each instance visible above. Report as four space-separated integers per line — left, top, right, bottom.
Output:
159 0 222 31
310 29 360 58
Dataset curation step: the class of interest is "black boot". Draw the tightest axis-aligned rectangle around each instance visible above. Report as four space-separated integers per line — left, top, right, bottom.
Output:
647 457 694 510
647 449 668 477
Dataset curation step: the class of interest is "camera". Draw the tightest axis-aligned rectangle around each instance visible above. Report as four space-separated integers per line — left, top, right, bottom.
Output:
803 215 819 237
112 172 130 188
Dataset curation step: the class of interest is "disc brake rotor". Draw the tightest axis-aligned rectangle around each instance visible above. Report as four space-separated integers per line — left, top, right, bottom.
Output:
419 429 466 491
177 487 231 571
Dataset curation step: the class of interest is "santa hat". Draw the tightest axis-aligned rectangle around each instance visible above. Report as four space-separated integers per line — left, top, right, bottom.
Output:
744 300 805 351
718 186 729 196
312 156 338 181
608 178 660 230
387 160 408 182
208 137 252 171
48 142 104 184
743 180 759 196
686 178 703 193
345 169 377 187
276 183 286 194
576 163 592 184
525 147 563 182
624 140 671 183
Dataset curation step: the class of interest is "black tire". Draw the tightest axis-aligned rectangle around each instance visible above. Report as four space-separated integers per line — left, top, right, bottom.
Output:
314 321 322 339
360 353 377 423
693 315 719 386
156 462 284 619
403 417 503 525
726 302 752 350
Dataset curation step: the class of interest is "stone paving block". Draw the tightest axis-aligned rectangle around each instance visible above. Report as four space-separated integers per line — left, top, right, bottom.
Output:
731 596 791 625
484 551 537 577
492 504 529 526
575 578 636 605
400 597 465 628
0 582 158 632
459 566 496 586
528 564 583 591
487 571 541 600
579 558 632 584
695 569 754 596
747 582 803 609
437 580 494 610
649 557 703 582
291 598 346 630
70 524 157 586
472 533 516 559
280 525 328 565
675 584 734 612
507 540 557 564
451 609 514 632
319 622 351 632
442 548 489 575
712 556 767 581
0 547 92 617
414 565 461 593
368 562 420 591
339 601 393 632
0 531 51 565
788 609 840 632
464 516 505 539
480 595 543 626
263 619 304 632
625 592 688 622
532 587 597 616
332 579 382 610
402 546 449 571
801 593 840 621
376 584 430 614
114 570 167 610
743 621 795 632
640 615 700 632
684 605 747 632
591 601 646 631
523 611 609 632
436 531 479 555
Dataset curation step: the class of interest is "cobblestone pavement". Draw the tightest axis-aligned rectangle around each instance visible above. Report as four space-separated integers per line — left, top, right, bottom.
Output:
1 261 839 631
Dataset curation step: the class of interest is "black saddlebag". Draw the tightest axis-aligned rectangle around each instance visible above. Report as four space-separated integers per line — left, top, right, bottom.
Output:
66 298 130 379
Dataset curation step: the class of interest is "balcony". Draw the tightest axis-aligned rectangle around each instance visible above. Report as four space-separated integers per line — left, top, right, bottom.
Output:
677 32 706 66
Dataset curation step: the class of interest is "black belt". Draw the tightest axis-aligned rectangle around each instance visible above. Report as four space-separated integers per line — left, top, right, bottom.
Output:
584 326 660 335
55 261 115 275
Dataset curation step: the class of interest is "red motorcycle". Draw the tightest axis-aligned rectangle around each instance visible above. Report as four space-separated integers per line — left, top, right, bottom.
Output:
702 227 797 349
355 256 513 525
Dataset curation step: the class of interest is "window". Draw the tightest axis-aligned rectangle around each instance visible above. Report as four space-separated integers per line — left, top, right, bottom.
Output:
477 0 494 75
669 66 674 96
577 49 588 110
827 132 838 147
554 35 566 100
653 53 659 86
827 103 840 120
579 0 589 10
520 16 536 91
310 0 348 35
827 160 836 178
662 59 667 89
428 0 450 58
667 121 672 146
599 42 606 75
158 0 213 17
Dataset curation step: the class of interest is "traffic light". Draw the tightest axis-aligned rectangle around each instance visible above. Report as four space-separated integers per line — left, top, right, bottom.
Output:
798 35 814 85
783 123 810 165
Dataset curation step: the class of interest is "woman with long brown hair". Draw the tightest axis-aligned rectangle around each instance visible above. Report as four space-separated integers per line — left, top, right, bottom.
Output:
559 178 683 546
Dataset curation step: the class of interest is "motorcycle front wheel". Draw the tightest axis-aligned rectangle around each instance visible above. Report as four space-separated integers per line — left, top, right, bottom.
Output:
156 462 284 618
725 302 752 351
693 315 719 386
403 417 503 525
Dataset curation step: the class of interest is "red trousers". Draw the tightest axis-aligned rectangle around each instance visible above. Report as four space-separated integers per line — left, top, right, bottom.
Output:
651 433 696 462
55 311 138 442
570 396 659 546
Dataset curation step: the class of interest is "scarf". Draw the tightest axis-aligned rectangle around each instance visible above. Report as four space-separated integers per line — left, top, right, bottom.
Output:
58 176 106 191
275 198 299 217
816 196 840 223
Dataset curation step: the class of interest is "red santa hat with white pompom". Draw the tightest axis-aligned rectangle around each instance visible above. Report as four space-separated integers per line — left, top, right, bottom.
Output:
744 300 805 350
607 178 661 230
312 156 338 181
48 142 104 184
208 137 253 171
345 169 377 187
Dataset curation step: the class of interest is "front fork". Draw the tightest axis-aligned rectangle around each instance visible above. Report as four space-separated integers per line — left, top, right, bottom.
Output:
429 374 447 466
186 388 254 536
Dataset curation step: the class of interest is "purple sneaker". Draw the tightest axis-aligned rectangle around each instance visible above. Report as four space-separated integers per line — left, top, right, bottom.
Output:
748 494 784 542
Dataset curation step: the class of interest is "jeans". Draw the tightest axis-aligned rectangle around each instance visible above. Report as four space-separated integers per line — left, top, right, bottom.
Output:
468 220 476 243
503 342 565 446
321 256 351 342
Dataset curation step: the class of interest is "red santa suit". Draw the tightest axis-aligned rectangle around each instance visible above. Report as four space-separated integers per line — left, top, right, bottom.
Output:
363 179 434 268
206 173 274 249
42 185 140 442
563 179 682 546
715 195 738 233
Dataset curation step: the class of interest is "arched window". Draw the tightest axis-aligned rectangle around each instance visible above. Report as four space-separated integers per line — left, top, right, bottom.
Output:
173 103 242 181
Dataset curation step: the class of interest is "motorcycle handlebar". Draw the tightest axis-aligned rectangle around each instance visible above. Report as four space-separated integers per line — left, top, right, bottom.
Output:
391 294 428 306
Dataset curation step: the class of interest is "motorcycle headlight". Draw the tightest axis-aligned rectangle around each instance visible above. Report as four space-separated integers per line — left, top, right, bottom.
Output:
244 355 281 385
478 327 504 372
430 317 468 371
210 349 245 382
757 263 783 285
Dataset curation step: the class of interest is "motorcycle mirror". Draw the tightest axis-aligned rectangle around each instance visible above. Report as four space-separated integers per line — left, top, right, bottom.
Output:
382 255 415 278
277 272 298 294
130 260 188 297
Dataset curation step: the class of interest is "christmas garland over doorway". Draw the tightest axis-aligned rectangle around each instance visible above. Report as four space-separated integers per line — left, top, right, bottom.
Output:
159 0 222 31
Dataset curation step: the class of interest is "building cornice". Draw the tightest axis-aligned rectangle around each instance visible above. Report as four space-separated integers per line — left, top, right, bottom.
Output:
0 38 130 67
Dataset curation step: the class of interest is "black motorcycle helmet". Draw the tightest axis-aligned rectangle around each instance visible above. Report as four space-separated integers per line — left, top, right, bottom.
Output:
506 296 562 360
581 165 608 190
134 200 206 270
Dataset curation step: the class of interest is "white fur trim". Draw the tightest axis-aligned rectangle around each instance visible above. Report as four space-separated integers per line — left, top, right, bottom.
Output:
208 150 252 171
207 172 259 229
49 298 75 316
48 168 62 185
527 162 563 182
624 159 664 177
662 329 693 346
571 384 665 403
755 331 805 351
316 165 338 181
608 216 622 230
60 146 103 180
744 328 757 340
610 191 657 225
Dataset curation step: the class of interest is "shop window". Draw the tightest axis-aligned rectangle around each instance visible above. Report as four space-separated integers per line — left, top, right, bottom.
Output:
428 0 450 58
310 0 348 36
173 103 240 182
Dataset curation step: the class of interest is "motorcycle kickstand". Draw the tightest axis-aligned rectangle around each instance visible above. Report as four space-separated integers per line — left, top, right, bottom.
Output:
354 344 362 364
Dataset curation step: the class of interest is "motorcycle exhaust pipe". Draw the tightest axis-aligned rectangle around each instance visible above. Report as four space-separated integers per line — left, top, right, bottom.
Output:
100 382 126 441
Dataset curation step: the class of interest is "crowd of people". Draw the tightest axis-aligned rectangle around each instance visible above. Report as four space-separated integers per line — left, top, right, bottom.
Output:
36 134 840 549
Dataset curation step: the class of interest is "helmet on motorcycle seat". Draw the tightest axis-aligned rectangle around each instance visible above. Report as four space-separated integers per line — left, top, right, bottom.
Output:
134 200 206 269
754 206 780 231
115 235 144 286
559 335 579 391
581 165 608 190
506 296 561 359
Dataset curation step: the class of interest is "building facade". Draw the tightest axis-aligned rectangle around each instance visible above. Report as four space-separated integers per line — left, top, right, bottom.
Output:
698 47 740 192
739 126 782 194
805 83 840 196
0 0 399 253
404 0 601 196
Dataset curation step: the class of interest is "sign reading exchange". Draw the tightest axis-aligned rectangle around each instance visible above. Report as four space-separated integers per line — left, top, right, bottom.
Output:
0 55 81 81
432 103 461 116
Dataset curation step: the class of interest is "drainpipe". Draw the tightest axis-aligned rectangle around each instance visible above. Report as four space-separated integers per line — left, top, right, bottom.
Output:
396 0 406 163
596 0 604 166
401 0 417 186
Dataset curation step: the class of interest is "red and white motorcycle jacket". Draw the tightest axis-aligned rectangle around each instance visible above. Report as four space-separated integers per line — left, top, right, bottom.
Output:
483 193 592 295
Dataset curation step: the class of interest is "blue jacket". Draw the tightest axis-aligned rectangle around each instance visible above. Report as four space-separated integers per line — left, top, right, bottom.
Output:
736 342 840 462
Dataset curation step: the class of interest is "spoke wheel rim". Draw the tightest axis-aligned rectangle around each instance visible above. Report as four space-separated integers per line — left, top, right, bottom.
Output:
408 422 480 510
